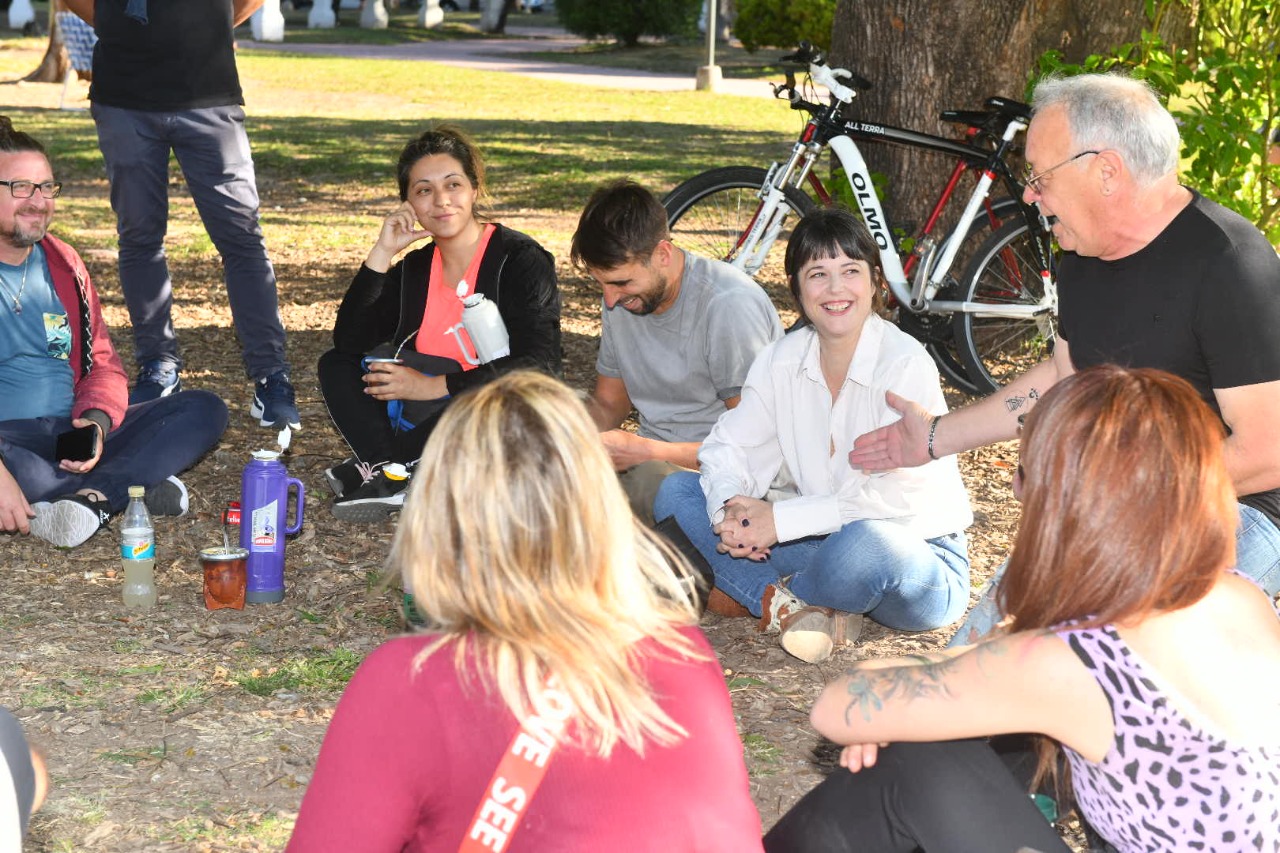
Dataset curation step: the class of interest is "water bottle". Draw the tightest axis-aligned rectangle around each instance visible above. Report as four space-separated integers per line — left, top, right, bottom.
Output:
461 292 510 363
240 449 305 604
120 485 157 611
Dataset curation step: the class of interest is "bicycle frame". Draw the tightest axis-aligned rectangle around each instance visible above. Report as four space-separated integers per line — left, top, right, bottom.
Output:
736 66 1057 323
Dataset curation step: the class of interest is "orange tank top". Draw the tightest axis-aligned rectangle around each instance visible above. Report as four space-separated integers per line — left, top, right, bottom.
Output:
415 223 496 371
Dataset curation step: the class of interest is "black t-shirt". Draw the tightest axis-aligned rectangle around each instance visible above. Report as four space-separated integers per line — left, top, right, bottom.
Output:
89 0 243 111
1059 190 1280 522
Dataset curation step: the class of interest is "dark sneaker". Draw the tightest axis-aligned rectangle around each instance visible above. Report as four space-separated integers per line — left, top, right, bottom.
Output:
250 370 301 431
144 476 189 517
324 457 381 497
331 463 411 522
130 361 181 404
29 493 114 548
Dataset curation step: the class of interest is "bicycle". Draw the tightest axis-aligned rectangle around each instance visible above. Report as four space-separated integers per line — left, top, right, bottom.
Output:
663 43 1058 395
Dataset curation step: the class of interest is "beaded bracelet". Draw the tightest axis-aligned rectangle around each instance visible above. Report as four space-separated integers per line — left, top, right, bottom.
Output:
926 415 941 461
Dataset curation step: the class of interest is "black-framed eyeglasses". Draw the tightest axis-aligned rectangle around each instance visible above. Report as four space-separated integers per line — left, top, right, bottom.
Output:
0 180 63 199
1023 150 1101 194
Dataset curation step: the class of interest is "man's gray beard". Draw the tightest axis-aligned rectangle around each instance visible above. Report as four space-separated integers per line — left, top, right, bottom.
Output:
7 221 46 248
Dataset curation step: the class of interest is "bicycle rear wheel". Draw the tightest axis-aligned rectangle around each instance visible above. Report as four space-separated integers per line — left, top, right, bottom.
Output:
952 219 1058 394
663 166 816 303
899 196 1024 398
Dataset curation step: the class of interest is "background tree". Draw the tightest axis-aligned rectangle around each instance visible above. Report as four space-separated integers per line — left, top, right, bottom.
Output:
735 0 834 52
556 0 699 46
830 0 1191 230
1039 0 1279 241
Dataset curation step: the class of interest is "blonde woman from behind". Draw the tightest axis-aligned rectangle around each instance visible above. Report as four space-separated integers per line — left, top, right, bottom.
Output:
287 371 764 852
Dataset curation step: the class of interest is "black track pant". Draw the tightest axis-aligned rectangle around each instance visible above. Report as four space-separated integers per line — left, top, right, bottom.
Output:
317 349 445 465
763 740 1071 853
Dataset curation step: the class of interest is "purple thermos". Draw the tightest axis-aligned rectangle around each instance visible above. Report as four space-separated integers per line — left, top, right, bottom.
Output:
240 449 305 604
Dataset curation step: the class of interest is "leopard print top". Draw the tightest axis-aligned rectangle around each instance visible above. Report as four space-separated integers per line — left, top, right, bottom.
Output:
1057 625 1280 852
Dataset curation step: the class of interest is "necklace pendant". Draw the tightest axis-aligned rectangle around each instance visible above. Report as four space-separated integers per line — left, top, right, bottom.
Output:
13 300 20 314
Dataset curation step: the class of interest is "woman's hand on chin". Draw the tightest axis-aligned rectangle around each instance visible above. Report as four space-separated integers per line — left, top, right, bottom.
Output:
365 202 434 272
713 496 777 561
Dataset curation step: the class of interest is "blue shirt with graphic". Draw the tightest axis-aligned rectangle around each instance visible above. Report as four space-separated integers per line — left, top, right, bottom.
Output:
0 245 75 420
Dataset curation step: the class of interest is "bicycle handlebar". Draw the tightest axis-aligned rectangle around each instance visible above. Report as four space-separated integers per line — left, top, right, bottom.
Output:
777 43 872 108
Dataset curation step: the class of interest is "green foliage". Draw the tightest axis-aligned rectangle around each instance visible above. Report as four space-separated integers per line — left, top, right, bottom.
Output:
733 0 835 52
1034 0 1279 243
554 0 700 47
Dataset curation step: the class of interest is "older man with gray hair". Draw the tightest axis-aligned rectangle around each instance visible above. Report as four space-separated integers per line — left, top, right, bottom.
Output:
850 72 1280 639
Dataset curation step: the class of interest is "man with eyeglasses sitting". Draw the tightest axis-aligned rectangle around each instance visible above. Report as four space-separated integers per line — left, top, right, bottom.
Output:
849 73 1280 638
0 117 227 548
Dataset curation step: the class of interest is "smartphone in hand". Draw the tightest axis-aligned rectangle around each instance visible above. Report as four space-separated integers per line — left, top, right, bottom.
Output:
55 425 99 462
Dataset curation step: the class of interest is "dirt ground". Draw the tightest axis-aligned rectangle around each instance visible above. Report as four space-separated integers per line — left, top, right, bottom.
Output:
0 78 1071 853
0 200 1061 851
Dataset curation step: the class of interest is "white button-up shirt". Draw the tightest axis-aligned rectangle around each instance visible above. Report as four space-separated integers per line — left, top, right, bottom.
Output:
698 315 973 542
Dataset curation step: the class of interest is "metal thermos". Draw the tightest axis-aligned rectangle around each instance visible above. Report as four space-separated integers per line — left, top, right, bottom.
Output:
461 292 510 364
239 450 305 604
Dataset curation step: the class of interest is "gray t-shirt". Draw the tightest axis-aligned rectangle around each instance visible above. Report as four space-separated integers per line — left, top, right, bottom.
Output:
596 251 783 443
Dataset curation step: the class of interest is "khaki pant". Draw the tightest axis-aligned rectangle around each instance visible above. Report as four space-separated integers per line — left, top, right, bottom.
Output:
618 460 689 527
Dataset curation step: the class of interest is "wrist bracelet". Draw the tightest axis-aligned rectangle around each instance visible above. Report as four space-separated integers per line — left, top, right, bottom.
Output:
927 415 941 461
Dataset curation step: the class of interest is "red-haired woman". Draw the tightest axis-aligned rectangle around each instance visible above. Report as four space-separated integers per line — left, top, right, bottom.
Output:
765 366 1280 853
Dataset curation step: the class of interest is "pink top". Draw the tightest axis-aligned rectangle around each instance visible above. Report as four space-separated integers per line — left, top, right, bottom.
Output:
287 626 764 852
415 223 496 370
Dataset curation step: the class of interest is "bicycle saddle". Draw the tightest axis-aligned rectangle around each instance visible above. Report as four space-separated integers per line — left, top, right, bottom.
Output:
984 97 1032 121
939 109 993 129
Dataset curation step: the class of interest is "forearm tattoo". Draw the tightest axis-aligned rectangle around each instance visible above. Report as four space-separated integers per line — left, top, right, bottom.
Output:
840 644 1007 726
1003 387 1040 414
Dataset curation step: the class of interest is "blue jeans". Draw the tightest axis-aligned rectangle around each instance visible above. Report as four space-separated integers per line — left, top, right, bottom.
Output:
654 472 971 631
91 102 289 379
947 502 1280 647
0 391 228 512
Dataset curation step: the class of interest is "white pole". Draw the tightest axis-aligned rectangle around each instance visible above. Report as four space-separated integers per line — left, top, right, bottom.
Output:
696 0 722 92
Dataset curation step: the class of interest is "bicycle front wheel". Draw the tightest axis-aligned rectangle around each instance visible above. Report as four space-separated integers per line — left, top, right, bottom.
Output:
663 166 817 300
951 219 1058 394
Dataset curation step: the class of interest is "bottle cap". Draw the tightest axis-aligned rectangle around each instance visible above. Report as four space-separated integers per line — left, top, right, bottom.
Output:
251 449 281 461
462 293 484 307
128 485 145 498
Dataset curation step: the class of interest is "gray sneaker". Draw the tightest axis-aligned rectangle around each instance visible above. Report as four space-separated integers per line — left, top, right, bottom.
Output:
29 493 113 548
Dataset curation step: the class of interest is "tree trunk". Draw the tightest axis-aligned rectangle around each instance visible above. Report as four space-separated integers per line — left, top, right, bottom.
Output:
478 0 515 32
830 0 1191 230
22 1 69 84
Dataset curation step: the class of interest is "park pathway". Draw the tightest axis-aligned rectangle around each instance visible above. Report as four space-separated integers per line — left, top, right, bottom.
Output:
239 22 776 98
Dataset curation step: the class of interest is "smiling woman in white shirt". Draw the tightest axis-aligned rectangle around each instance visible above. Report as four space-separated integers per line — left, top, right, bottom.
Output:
654 208 973 663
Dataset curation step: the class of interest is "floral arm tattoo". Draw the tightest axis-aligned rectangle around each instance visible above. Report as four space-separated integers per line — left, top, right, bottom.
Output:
841 643 1010 727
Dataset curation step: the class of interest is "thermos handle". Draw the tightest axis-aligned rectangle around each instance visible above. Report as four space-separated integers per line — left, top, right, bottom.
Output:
286 477 305 535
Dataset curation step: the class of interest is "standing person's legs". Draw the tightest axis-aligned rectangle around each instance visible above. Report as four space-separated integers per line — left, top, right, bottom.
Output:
90 104 180 370
786 521 970 631
169 105 288 380
763 740 1070 853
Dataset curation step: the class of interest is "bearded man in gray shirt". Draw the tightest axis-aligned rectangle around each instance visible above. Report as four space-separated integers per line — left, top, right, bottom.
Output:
571 180 783 526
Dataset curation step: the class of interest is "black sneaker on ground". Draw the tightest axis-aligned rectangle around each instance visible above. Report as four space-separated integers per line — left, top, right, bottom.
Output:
324 457 381 498
29 493 114 548
129 361 181 405
331 463 411 522
250 370 301 431
144 476 189 517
